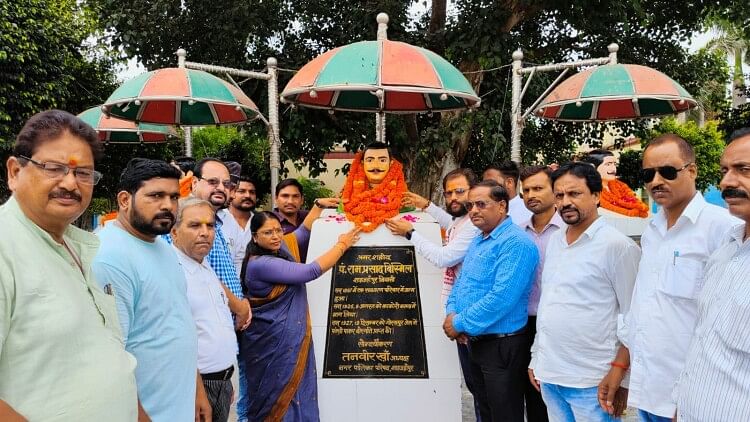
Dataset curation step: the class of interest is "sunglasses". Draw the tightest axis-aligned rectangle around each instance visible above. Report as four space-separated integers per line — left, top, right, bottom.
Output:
640 163 692 183
443 188 468 198
465 199 497 211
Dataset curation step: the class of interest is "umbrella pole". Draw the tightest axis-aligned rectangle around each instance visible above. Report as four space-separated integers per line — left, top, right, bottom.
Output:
267 58 281 206
376 112 386 144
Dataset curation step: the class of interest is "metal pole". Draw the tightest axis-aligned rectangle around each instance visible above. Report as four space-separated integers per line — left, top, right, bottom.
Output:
510 49 523 164
176 48 193 157
376 13 388 144
267 57 280 206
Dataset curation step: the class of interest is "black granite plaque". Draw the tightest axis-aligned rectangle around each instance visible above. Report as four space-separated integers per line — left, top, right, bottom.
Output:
322 246 428 378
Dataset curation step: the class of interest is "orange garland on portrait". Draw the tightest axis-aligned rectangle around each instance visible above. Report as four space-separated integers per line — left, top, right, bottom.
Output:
600 179 649 218
341 151 408 232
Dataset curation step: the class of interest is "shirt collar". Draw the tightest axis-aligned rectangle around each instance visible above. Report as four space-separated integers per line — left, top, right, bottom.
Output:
173 245 209 275
562 215 606 246
485 216 513 240
651 191 706 230
729 222 749 246
522 210 565 234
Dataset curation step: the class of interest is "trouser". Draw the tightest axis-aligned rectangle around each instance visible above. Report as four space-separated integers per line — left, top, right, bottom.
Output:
525 315 549 422
457 342 482 422
237 357 249 421
540 383 618 422
469 331 529 422
202 374 234 422
638 409 672 422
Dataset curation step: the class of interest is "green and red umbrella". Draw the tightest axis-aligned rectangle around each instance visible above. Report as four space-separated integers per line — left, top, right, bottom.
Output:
102 67 261 125
535 64 697 121
281 40 480 113
79 107 177 143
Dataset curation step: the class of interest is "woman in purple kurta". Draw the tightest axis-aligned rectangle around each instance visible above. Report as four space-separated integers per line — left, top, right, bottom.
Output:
239 204 359 422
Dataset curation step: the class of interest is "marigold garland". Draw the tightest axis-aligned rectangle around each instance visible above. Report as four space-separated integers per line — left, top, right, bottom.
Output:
600 179 649 218
341 152 408 232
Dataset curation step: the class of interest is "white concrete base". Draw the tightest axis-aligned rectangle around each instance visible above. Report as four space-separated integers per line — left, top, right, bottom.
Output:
307 210 462 422
599 208 650 240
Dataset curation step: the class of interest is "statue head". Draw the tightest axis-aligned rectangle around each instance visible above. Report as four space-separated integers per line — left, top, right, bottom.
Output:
361 142 391 186
582 149 617 183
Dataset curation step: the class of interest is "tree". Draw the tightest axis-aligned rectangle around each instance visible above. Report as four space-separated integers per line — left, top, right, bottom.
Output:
705 18 750 108
639 118 726 192
0 0 119 202
94 0 737 200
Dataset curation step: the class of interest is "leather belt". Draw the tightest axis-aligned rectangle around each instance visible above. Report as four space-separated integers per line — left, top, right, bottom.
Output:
469 328 527 343
201 365 234 381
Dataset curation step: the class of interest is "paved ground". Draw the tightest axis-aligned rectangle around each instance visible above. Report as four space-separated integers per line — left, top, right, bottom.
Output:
228 373 638 421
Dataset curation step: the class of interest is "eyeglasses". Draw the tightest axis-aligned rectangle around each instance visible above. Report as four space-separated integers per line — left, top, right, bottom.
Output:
19 155 102 185
199 177 235 189
443 188 468 198
465 199 497 211
640 163 692 183
257 228 283 237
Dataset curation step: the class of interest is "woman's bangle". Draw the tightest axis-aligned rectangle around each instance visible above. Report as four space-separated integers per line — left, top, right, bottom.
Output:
610 361 629 370
334 242 346 255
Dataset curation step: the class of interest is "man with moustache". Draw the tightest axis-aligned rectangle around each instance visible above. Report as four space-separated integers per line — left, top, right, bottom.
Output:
172 198 247 422
519 165 564 422
596 134 737 422
273 178 308 235
529 162 640 422
387 168 483 421
444 180 539 422
483 161 533 225
674 128 750 421
93 158 209 421
218 175 257 274
1 110 138 421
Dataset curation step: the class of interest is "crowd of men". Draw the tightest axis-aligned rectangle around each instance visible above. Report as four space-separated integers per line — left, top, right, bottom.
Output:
0 109 749 422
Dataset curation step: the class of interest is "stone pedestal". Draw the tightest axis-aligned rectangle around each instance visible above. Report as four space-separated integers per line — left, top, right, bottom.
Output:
306 209 462 422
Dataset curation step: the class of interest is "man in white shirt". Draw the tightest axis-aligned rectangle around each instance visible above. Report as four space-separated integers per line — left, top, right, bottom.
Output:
218 175 256 274
597 134 738 422
172 197 251 422
483 161 533 225
387 168 482 421
529 162 640 422
520 165 565 422
674 128 750 421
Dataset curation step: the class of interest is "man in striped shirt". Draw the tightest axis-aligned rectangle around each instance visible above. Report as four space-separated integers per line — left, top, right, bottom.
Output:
675 128 750 421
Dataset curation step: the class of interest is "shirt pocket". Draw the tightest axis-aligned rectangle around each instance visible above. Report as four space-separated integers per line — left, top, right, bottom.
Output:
715 298 750 353
659 257 704 300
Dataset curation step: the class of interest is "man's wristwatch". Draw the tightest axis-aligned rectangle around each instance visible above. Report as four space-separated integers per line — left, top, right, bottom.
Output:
405 229 415 240
314 199 324 208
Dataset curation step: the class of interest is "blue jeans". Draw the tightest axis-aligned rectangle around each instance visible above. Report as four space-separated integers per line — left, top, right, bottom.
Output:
236 357 249 422
638 409 672 422
540 383 618 422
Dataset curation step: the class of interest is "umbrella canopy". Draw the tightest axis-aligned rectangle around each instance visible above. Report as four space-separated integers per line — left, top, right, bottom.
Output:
281 40 480 113
102 67 261 125
535 64 697 121
79 106 177 143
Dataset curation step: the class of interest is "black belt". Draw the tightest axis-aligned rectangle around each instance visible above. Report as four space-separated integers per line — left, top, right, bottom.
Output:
469 327 527 343
201 365 234 381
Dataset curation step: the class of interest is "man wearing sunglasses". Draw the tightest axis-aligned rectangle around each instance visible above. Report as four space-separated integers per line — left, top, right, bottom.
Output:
596 134 738 422
444 180 539 422
387 168 483 421
673 128 750 421
1 110 138 420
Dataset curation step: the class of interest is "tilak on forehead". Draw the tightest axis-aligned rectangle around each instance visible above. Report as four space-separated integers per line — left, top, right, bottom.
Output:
68 156 79 167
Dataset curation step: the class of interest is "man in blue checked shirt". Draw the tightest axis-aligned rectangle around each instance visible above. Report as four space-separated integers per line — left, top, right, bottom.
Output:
444 179 539 422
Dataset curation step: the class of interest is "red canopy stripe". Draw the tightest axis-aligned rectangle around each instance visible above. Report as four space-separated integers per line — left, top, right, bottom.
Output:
139 102 177 124
380 41 441 88
286 48 340 90
384 91 427 110
629 65 680 96
597 99 636 119
140 68 190 97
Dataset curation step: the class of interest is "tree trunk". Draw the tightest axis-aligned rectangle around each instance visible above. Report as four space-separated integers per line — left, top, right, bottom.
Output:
731 46 746 108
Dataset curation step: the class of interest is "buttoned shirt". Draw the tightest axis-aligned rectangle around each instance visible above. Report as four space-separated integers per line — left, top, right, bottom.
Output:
0 197 138 421
622 193 738 417
217 208 254 275
520 212 565 316
174 247 238 373
508 195 533 226
675 223 750 422
411 203 480 307
530 217 640 388
446 217 539 336
273 208 309 234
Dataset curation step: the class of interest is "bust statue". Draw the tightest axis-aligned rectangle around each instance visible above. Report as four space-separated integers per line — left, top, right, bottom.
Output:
340 142 408 231
583 149 649 218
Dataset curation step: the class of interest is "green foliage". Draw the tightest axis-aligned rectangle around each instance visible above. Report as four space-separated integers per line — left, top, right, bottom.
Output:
617 149 644 190
640 118 726 191
191 126 272 199
297 176 334 209
88 197 115 215
718 103 750 138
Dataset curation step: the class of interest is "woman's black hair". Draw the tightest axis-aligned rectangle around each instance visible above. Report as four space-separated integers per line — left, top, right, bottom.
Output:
239 211 294 295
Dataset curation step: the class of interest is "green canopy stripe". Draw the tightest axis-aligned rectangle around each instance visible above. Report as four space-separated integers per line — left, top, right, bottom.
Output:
317 41 379 86
78 107 101 127
108 71 152 101
418 47 474 94
580 65 634 98
558 101 595 119
187 70 236 103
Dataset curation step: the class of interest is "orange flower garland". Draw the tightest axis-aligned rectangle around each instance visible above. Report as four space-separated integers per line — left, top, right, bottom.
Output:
600 179 649 218
341 152 408 232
